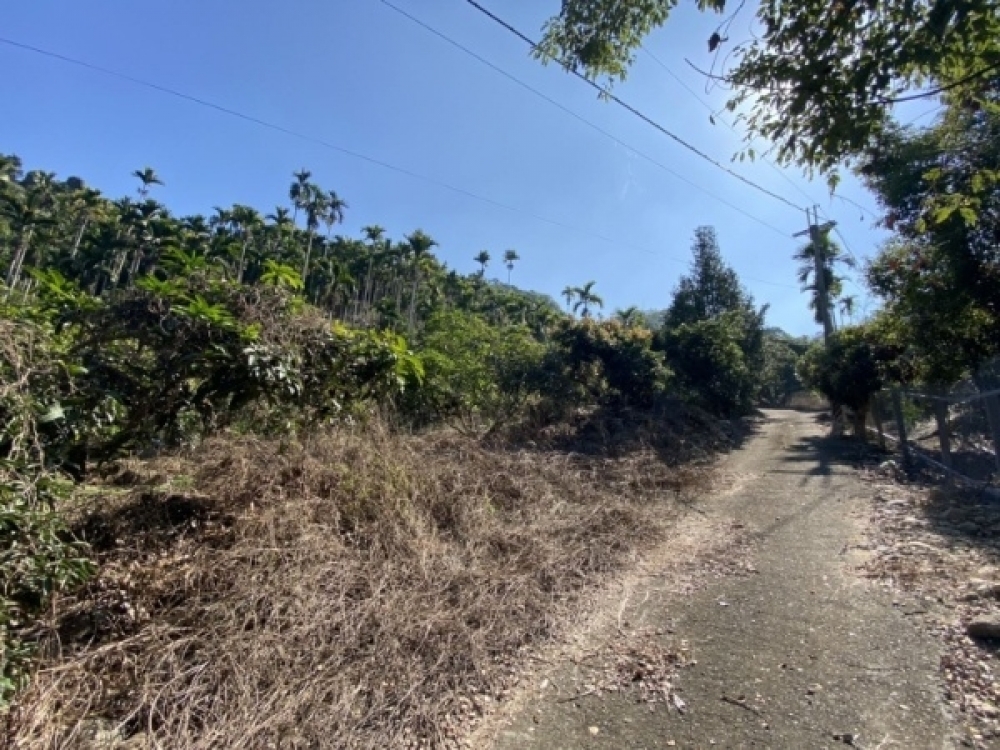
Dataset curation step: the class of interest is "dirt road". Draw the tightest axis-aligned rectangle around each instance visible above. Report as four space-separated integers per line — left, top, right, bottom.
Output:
481 410 957 749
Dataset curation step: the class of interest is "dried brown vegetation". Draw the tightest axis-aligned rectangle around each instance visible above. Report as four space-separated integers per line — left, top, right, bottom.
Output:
7 410 728 749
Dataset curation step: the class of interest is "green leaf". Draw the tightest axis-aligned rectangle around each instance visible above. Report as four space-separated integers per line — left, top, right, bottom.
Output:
38 403 65 424
931 205 956 224
958 207 978 226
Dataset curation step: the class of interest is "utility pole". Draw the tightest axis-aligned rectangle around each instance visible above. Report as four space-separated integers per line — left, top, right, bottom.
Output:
795 207 842 433
794 206 837 342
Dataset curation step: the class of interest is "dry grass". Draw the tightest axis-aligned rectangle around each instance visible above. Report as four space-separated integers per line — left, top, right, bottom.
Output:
7 412 724 749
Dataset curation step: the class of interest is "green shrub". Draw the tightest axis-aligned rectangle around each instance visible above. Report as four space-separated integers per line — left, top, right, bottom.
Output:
661 312 755 417
758 333 804 407
542 319 672 411
404 310 544 431
0 468 95 708
798 323 904 435
29 271 422 454
0 300 95 708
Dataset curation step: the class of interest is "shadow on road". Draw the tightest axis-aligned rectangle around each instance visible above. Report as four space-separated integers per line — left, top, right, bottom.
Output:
745 426 869 539
773 429 876 487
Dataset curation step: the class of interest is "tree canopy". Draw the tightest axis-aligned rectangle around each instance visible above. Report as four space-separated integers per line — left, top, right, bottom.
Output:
664 226 748 328
539 0 1000 179
860 87 1000 383
659 226 769 415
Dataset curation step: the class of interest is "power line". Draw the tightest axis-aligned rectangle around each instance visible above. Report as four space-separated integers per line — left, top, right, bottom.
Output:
879 60 1000 104
378 0 793 239
832 228 860 263
640 44 822 209
0 34 800 290
461 0 808 213
827 106 946 223
640 46 887 225
832 193 880 222
816 209 870 296
902 105 944 127
815 209 862 264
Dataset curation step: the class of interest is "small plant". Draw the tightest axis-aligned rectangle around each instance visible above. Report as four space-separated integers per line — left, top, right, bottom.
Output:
1 467 95 708
0 304 96 709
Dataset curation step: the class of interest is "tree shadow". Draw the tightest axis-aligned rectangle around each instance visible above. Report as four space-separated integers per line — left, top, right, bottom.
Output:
492 400 762 467
75 491 231 554
916 484 1000 556
771 420 881 487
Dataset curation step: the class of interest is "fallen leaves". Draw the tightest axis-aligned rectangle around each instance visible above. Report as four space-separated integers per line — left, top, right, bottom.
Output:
861 470 1000 747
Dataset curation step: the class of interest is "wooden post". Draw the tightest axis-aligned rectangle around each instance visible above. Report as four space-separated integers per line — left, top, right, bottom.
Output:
892 389 911 466
872 397 887 450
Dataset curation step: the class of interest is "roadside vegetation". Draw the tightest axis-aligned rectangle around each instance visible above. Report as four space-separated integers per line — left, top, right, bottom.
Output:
0 154 797 746
796 89 1000 434
4 0 998 744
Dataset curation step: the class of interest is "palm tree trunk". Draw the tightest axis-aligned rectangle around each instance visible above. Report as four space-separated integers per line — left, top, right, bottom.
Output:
407 267 420 335
362 256 374 320
110 227 132 288
6 226 34 289
237 237 249 284
128 245 145 283
301 230 315 291
70 218 89 259
111 249 128 287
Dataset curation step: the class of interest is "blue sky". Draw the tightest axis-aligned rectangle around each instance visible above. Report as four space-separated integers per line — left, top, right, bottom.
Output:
1 1 907 335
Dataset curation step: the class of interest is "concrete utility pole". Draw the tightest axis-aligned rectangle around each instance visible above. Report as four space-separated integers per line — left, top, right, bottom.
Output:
795 207 842 434
794 206 837 342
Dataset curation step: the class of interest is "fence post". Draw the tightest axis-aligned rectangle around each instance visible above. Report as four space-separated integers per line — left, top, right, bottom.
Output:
932 392 954 478
871 396 886 450
891 388 911 467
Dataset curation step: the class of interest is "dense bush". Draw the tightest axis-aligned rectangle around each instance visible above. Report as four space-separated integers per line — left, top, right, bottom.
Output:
798 324 905 436
661 312 757 417
402 310 545 432
543 318 673 411
758 331 806 407
657 227 767 417
22 269 424 464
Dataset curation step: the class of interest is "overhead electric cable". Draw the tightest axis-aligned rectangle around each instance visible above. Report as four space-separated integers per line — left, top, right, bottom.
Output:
378 0 794 239
0 34 801 289
640 44 823 208
462 0 807 212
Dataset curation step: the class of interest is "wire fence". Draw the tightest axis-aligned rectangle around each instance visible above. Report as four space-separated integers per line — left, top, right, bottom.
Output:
868 358 1000 487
